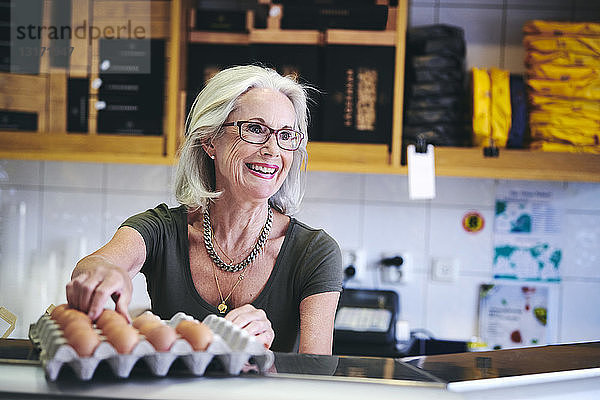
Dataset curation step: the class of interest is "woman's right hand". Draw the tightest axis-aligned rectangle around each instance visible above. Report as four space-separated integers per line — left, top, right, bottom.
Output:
66 254 133 322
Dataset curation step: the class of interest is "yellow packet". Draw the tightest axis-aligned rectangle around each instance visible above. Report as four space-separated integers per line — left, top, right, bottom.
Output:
471 67 491 146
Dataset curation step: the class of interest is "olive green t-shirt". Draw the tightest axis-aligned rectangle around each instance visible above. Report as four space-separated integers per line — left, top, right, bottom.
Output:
121 203 343 352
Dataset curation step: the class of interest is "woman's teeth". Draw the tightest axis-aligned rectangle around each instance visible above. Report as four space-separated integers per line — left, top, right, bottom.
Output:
247 164 277 174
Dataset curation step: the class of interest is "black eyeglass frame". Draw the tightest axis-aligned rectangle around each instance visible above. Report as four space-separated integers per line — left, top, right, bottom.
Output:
223 120 305 151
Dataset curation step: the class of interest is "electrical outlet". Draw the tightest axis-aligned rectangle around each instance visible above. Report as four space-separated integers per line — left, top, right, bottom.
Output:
341 248 366 282
431 257 460 282
379 252 412 284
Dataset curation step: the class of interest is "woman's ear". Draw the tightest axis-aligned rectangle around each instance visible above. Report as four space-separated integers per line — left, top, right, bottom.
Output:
202 142 216 159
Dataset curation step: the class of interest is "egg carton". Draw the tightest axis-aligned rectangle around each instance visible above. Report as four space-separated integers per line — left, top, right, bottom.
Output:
29 312 274 381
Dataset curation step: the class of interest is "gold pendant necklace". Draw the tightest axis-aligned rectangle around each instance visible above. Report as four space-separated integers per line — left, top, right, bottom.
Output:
213 267 245 314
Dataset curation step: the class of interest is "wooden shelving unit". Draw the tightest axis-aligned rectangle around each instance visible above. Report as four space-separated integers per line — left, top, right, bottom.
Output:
0 0 598 183
433 147 600 182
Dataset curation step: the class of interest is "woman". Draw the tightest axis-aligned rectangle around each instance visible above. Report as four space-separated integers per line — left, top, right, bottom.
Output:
66 65 343 354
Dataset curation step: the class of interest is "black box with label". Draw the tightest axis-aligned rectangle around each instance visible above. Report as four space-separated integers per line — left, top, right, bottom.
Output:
321 45 394 144
0 111 38 131
97 39 165 135
67 78 89 133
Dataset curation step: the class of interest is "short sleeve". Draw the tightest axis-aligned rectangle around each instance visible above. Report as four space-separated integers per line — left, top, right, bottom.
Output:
119 203 173 274
299 231 343 301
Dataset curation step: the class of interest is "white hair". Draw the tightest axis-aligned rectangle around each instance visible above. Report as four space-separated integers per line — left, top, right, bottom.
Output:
174 65 312 215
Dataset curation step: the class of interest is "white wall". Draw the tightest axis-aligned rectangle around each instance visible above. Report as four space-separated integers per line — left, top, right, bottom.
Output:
1 160 599 345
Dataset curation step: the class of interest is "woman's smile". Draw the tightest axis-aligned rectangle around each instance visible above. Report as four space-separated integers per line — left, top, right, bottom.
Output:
246 162 280 179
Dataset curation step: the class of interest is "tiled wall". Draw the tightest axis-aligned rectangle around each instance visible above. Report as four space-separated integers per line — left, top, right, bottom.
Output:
1 159 599 345
0 160 172 337
2 1 600 341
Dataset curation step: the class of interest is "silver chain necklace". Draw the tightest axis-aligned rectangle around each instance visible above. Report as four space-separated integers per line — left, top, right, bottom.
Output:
203 206 273 272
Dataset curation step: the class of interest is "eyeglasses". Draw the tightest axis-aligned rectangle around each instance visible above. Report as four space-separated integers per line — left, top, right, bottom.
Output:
223 120 304 151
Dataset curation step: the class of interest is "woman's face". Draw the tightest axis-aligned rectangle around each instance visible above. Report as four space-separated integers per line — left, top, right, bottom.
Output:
209 87 297 205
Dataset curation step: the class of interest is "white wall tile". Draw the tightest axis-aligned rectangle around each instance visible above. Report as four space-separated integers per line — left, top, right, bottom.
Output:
44 161 104 189
41 190 104 264
429 206 494 274
304 171 363 201
0 159 41 186
106 163 171 193
425 275 488 341
363 204 427 272
365 174 422 204
296 200 362 249
564 182 600 212
0 187 40 257
441 0 503 5
130 274 151 313
409 4 436 27
432 177 496 207
562 213 600 279
0 188 41 317
507 0 574 8
379 271 428 332
439 7 503 69
166 165 176 194
559 280 600 343
104 193 172 243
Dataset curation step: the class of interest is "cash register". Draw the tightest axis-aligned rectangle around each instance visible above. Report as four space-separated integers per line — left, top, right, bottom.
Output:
333 288 401 357
333 289 467 358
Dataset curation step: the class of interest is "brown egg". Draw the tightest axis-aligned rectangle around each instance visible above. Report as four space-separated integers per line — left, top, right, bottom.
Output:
145 324 177 352
106 325 140 354
67 329 101 357
101 319 129 337
132 311 161 330
137 320 163 336
95 309 127 329
63 319 95 341
176 320 213 351
50 303 69 320
56 309 92 328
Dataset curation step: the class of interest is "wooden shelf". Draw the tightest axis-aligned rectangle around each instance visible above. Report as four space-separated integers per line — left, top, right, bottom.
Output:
433 147 600 182
307 142 395 173
189 29 396 46
250 29 322 45
0 150 175 165
307 144 600 182
326 29 396 46
0 131 166 158
188 31 250 45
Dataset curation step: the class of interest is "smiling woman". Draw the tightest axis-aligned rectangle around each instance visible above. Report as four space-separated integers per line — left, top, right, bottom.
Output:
66 65 343 355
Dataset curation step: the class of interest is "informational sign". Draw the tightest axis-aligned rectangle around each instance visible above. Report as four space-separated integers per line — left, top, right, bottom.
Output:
462 211 485 233
478 284 549 349
493 182 563 281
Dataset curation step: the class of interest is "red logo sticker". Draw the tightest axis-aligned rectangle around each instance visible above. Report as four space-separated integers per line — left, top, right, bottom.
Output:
462 211 485 233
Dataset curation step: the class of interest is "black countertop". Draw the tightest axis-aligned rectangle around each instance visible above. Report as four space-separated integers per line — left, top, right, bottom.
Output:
2 339 600 400
402 341 600 383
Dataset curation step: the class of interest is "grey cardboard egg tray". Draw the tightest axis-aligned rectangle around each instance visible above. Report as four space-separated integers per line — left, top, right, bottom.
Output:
29 312 274 381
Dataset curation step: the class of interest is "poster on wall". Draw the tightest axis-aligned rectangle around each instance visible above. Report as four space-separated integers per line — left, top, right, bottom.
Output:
478 283 549 349
493 182 563 281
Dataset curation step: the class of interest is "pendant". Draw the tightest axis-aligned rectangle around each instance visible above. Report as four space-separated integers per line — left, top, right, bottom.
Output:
218 302 227 314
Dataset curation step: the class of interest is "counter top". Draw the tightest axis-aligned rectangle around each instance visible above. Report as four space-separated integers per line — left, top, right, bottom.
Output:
2 339 600 400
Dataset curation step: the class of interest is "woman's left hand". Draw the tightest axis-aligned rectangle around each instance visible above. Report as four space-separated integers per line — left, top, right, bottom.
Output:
225 304 274 349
